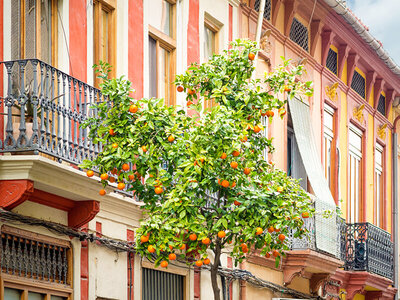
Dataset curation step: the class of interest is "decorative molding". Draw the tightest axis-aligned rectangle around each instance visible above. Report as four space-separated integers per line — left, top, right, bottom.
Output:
310 273 331 294
353 104 365 123
347 53 360 86
310 20 322 57
68 200 100 229
271 0 283 26
378 124 387 140
284 0 299 36
0 180 34 210
321 30 335 65
338 44 350 80
374 78 385 109
386 89 395 116
325 82 339 102
366 71 377 103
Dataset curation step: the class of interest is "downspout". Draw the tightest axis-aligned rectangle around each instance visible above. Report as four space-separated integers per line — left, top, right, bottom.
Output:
393 115 400 298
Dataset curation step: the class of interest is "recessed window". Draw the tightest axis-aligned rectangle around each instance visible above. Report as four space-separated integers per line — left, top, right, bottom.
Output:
351 71 366 99
142 268 184 300
326 48 338 75
377 94 386 116
323 105 335 192
375 143 383 228
289 18 309 52
254 0 271 20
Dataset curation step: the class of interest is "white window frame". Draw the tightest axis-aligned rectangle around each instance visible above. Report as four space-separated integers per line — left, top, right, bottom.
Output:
348 124 363 223
323 105 334 189
375 143 383 227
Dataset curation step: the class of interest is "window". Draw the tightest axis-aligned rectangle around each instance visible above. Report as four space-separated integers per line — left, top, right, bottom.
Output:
375 144 384 227
326 48 338 75
93 0 116 87
254 0 271 20
0 226 72 299
287 127 307 191
11 0 58 64
377 94 386 116
142 268 184 300
351 71 366 99
323 105 335 191
148 1 176 105
348 124 363 223
289 18 309 52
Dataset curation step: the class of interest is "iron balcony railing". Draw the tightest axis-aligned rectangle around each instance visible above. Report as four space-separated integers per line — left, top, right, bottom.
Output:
341 222 393 280
0 59 105 164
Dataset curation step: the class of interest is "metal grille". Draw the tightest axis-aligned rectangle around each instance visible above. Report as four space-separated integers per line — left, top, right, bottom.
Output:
377 94 386 116
0 230 70 284
343 222 393 280
351 71 366 99
254 0 271 20
142 268 184 300
289 18 309 52
326 48 338 75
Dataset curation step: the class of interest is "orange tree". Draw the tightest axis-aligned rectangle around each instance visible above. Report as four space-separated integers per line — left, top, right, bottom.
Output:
80 39 313 300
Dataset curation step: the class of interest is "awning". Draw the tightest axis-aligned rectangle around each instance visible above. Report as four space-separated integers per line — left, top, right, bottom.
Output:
288 97 338 257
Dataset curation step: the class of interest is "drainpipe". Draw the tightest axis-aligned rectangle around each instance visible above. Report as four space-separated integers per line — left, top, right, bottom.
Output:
393 115 400 299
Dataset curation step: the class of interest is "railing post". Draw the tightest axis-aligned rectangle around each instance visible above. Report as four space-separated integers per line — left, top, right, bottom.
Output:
4 61 16 150
31 60 39 150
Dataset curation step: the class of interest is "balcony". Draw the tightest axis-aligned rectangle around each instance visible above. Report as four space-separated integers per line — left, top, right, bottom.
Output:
0 59 103 164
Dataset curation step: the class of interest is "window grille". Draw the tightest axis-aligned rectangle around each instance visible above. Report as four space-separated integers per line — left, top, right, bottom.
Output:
254 0 271 20
377 94 386 116
326 48 338 75
0 229 70 285
351 71 366 99
289 18 309 51
142 268 184 300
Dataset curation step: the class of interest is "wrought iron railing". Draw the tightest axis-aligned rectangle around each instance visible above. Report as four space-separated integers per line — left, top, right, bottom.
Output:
342 222 393 280
0 59 105 164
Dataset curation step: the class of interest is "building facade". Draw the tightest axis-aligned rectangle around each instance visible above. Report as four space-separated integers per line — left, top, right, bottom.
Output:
0 0 399 299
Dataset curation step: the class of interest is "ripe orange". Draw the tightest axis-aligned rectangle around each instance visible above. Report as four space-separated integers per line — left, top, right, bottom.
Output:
129 104 138 113
267 226 274 233
122 163 130 171
128 174 135 181
99 189 106 196
200 158 205 163
187 100 193 106
255 227 263 235
266 110 274 117
221 152 227 159
100 173 109 180
112 143 118 149
277 186 284 192
221 180 230 188
234 200 241 206
218 178 221 185
254 125 262 133
169 245 173 250
86 170 94 177
272 250 280 257
155 187 163 194
141 145 147 153
109 128 116 136
109 177 116 183
218 231 226 238
283 85 291 92
117 182 125 190
279 108 287 117
189 233 197 241
244 168 251 175
168 135 175 142
241 136 248 142
231 181 236 188
230 161 238 169
111 168 118 175
188 89 196 95
265 252 271 258
194 161 198 166
180 244 186 250
203 258 211 265
232 150 240 157
177 86 184 92
202 237 211 245
278 234 285 241
195 260 203 267
140 235 149 243
169 253 176 260
160 260 168 268
248 52 255 60
148 245 155 253
274 228 280 233
302 212 309 218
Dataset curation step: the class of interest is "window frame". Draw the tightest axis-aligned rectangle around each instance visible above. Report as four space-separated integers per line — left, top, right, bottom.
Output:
289 17 309 52
323 104 335 193
350 68 366 99
374 143 384 228
325 45 338 76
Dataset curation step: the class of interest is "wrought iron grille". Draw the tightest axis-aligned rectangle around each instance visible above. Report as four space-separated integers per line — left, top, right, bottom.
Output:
342 222 393 280
326 48 338 75
289 18 309 52
142 268 184 300
377 94 386 116
0 59 105 165
351 71 366 99
289 212 316 251
254 0 271 20
0 230 70 284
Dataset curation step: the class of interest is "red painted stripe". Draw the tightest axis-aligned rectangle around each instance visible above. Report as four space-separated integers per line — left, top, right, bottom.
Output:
227 257 233 299
129 0 144 98
187 0 200 65
69 1 87 81
127 229 135 300
194 267 201 300
80 223 89 300
96 221 102 238
229 4 233 42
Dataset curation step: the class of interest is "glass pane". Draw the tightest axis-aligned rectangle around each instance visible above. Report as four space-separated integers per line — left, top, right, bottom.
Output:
158 47 170 104
148 0 172 36
149 36 157 98
25 0 37 60
28 292 45 300
204 26 215 61
51 296 67 300
102 9 109 62
40 0 52 63
4 288 22 300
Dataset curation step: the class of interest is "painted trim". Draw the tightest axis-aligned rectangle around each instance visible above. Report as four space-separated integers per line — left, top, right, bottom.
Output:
0 179 34 209
127 229 135 300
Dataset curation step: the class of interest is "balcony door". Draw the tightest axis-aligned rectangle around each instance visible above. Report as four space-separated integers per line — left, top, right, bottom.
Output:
11 0 58 65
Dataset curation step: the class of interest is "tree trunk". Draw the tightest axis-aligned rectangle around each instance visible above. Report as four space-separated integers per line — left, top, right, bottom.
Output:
211 242 222 300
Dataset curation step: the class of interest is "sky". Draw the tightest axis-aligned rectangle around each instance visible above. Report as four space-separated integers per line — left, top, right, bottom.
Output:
346 0 400 65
